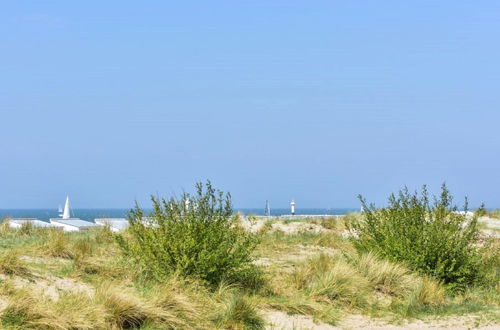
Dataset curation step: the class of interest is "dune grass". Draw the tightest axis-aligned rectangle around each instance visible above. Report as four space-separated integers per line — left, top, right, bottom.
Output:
0 250 30 277
213 284 265 329
487 209 500 219
290 253 371 307
0 216 497 329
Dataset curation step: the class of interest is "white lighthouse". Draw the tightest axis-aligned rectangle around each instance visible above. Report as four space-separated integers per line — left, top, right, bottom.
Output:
290 200 296 215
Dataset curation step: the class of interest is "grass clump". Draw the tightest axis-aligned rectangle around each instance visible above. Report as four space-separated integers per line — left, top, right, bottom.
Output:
17 222 36 237
116 181 259 286
350 252 413 296
291 253 370 307
213 284 265 329
40 230 74 259
0 250 30 277
96 284 159 329
0 220 13 238
0 290 43 328
352 184 484 291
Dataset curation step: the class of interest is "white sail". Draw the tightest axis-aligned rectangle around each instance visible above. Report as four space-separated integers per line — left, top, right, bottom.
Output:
62 196 71 219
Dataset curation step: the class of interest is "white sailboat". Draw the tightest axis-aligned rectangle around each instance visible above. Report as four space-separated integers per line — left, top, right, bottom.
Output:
62 196 71 219
50 196 100 232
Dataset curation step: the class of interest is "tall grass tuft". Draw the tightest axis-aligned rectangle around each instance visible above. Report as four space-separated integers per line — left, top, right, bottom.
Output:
0 290 43 328
391 276 445 317
18 222 35 237
96 284 156 329
41 230 74 259
35 292 107 330
350 252 413 295
72 238 95 259
291 254 370 307
213 285 265 330
0 250 30 277
150 277 212 328
0 220 13 238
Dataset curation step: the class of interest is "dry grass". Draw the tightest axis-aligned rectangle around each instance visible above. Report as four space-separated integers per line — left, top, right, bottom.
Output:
487 210 500 219
0 221 12 238
414 276 445 306
0 281 213 329
212 283 265 329
350 252 414 295
96 284 158 329
0 222 496 328
36 292 107 330
0 250 30 277
290 253 371 307
40 230 74 259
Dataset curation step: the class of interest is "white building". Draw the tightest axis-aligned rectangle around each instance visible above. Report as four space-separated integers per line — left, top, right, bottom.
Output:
95 218 129 232
49 219 100 232
8 218 57 229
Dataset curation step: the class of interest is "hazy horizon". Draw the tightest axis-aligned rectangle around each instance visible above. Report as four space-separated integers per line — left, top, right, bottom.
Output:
1 2 499 209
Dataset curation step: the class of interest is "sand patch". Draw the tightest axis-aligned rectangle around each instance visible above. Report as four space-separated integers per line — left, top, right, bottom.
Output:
0 273 94 300
337 313 499 330
241 218 334 235
264 310 335 329
479 216 500 238
263 310 499 330
20 255 71 265
255 244 338 269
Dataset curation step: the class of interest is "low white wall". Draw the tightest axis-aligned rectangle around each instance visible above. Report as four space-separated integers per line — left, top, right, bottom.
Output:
8 222 22 229
50 221 80 232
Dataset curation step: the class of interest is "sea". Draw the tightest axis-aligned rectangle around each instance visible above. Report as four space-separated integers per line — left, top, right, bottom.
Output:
0 208 357 222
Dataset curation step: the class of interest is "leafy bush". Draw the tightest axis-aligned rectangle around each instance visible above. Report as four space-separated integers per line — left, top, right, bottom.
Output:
117 181 259 286
351 184 483 290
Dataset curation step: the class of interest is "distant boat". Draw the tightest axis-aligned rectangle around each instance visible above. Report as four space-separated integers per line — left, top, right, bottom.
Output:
61 196 71 219
58 205 63 217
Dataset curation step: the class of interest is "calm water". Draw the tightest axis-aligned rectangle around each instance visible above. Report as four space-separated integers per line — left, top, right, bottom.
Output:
0 208 357 222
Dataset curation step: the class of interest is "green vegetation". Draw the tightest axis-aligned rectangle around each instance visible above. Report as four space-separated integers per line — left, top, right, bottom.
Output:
0 250 30 277
486 209 500 219
0 183 497 329
116 181 259 286
352 184 485 290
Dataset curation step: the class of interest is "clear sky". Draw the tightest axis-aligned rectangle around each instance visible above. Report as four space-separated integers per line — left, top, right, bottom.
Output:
1 1 499 209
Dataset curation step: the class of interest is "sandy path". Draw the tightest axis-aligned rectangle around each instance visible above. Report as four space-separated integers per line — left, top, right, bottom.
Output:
264 310 499 330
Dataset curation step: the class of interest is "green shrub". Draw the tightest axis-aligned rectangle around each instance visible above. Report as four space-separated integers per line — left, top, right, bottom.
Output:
351 184 482 291
117 181 259 286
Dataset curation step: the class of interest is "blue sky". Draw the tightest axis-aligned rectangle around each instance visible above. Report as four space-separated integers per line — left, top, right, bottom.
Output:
1 1 499 209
